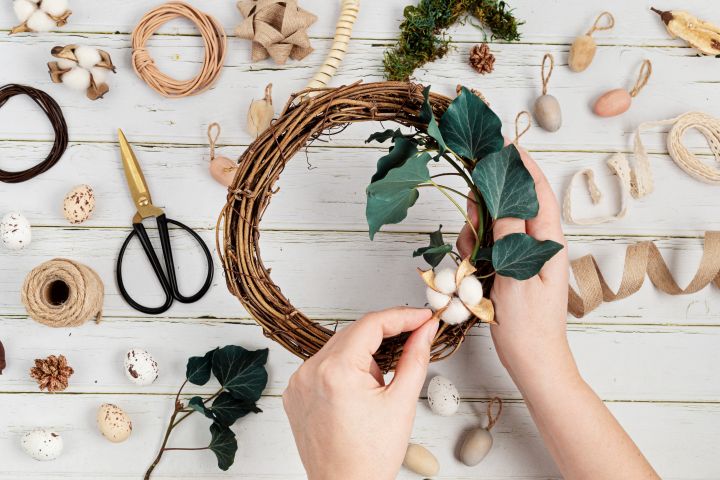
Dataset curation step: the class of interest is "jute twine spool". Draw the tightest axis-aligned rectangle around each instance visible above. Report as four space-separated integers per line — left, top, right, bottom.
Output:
21 259 104 327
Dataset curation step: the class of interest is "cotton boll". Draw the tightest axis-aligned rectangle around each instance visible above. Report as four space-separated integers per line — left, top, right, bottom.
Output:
426 287 450 311
56 57 76 70
26 9 55 31
62 67 91 91
74 46 101 70
90 66 108 85
433 268 457 295
13 0 37 23
458 275 483 307
440 297 471 325
39 0 68 17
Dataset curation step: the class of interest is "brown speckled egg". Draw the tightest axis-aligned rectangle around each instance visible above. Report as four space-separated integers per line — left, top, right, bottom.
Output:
63 184 95 224
97 403 132 443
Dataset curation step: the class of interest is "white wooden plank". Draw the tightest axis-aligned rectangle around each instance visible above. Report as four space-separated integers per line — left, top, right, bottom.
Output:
1 141 717 236
0 228 717 324
0 36 717 153
1 316 719 402
0 393 718 478
0 0 713 46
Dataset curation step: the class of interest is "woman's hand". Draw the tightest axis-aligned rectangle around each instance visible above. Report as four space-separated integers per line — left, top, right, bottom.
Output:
283 308 439 480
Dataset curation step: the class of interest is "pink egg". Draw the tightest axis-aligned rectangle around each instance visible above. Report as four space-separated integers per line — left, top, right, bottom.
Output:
209 156 237 187
593 88 632 117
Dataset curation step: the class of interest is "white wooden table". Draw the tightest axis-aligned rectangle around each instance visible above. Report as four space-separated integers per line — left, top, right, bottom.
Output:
1 1 719 478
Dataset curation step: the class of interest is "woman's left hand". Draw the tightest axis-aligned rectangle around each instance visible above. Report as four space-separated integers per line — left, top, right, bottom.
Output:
283 307 439 480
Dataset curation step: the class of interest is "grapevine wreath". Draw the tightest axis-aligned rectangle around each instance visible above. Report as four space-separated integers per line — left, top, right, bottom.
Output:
218 81 561 371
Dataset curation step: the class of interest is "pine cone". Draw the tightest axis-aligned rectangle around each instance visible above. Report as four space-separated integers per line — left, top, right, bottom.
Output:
30 354 74 393
469 43 495 75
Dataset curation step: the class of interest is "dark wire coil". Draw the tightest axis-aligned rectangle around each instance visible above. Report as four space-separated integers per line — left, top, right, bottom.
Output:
0 84 69 183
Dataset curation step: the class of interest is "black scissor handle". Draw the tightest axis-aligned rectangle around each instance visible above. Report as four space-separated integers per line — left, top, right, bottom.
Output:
116 214 214 315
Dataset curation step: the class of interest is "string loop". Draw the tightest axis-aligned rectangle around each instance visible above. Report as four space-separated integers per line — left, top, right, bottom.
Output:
207 122 221 160
514 111 531 144
587 11 615 36
486 397 503 430
629 59 652 98
541 53 554 96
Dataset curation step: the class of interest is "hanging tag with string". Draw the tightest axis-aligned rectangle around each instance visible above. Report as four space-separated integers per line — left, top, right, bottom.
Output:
594 59 652 117
459 396 503 466
533 53 562 132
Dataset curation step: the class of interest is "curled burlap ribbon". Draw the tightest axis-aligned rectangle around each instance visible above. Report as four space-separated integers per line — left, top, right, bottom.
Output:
21 258 104 327
569 232 720 317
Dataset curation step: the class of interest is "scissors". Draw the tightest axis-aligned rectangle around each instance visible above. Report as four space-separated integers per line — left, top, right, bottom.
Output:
116 129 213 314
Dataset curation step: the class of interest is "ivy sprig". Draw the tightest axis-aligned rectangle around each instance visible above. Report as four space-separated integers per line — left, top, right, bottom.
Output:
144 346 269 479
365 85 562 282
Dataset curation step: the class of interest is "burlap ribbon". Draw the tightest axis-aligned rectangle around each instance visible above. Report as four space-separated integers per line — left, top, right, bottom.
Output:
21 258 104 327
568 232 720 318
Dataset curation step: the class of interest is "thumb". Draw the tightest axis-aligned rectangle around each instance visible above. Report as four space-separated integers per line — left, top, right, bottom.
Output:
387 318 439 401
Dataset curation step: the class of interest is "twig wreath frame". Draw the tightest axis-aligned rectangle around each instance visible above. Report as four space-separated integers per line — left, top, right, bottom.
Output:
218 81 486 371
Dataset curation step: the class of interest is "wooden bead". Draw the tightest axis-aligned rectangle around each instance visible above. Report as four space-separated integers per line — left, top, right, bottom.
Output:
533 94 562 132
569 35 597 72
209 155 238 187
403 443 439 476
593 88 632 117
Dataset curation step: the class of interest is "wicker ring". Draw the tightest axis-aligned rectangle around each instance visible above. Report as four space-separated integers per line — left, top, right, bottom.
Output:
218 81 489 372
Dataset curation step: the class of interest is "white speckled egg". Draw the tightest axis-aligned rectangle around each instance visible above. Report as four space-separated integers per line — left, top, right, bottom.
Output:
1 212 32 250
62 184 95 224
124 348 158 386
427 375 460 416
21 429 63 461
97 403 132 443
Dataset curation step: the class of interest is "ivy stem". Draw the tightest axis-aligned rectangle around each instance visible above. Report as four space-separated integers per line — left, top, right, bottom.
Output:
470 188 485 261
428 180 479 244
163 447 211 451
418 183 476 204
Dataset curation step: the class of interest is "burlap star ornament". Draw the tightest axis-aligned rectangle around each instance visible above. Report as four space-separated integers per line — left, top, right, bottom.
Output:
236 0 317 64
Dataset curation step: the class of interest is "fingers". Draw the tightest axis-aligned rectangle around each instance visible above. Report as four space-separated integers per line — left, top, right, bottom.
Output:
335 307 433 359
387 318 439 402
457 196 478 258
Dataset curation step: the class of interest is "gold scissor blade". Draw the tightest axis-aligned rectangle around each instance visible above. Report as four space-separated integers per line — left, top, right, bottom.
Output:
118 129 163 221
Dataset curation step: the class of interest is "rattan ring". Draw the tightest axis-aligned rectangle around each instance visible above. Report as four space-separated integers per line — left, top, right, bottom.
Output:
218 81 491 371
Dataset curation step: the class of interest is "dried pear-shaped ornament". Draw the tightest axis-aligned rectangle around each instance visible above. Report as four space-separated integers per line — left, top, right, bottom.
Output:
569 12 615 72
207 123 237 187
247 83 274 138
651 8 720 56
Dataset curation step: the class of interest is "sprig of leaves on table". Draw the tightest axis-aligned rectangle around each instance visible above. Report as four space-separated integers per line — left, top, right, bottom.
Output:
144 346 269 479
365 85 562 282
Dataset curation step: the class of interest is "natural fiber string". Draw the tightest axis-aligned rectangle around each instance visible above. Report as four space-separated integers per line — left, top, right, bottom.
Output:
514 111 531 145
486 396 503 430
540 53 554 96
586 11 615 36
564 111 720 225
305 0 360 91
569 232 720 318
21 258 104 327
0 84 68 183
131 1 226 98
207 122 221 160
629 59 652 98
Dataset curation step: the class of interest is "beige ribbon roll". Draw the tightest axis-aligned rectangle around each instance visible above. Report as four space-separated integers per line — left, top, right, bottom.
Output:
21 258 104 327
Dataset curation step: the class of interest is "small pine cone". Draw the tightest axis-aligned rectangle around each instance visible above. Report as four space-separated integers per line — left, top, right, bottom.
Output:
30 354 74 393
469 43 495 75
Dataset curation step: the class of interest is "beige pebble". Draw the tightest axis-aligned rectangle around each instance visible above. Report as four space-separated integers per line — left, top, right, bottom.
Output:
593 88 632 117
533 94 562 132
459 427 494 466
62 184 95 224
209 155 238 187
403 443 439 477
568 35 596 72
97 403 132 443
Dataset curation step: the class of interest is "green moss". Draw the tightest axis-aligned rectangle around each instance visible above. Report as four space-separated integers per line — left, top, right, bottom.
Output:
384 0 522 81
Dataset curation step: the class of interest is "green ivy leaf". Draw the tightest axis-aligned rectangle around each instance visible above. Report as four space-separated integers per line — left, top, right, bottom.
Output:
439 86 503 161
366 129 401 144
419 86 447 153
492 233 563 280
412 225 452 267
186 348 218 385
188 396 213 419
212 346 269 402
371 137 418 183
366 152 432 239
208 422 238 471
472 144 539 220
210 392 262 427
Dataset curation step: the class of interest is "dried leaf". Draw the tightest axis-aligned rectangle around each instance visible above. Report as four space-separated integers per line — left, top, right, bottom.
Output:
97 49 116 72
417 267 437 291
51 45 78 62
466 297 496 324
455 257 477 287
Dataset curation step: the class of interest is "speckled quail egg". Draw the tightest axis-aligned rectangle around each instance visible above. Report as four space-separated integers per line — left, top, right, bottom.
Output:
21 429 63 461
97 403 132 443
123 348 158 386
427 375 460 416
62 184 95 224
1 212 32 250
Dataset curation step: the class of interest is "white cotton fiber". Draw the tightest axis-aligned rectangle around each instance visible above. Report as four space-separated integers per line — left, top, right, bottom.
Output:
56 58 76 70
433 267 457 295
90 66 108 85
39 0 68 17
13 0 37 23
26 9 55 31
440 297 471 325
74 46 101 70
458 275 483 307
61 67 91 91
426 287 450 311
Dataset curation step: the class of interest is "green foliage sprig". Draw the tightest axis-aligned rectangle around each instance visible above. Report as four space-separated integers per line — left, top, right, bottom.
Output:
365 86 562 282
144 346 269 479
384 0 523 81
